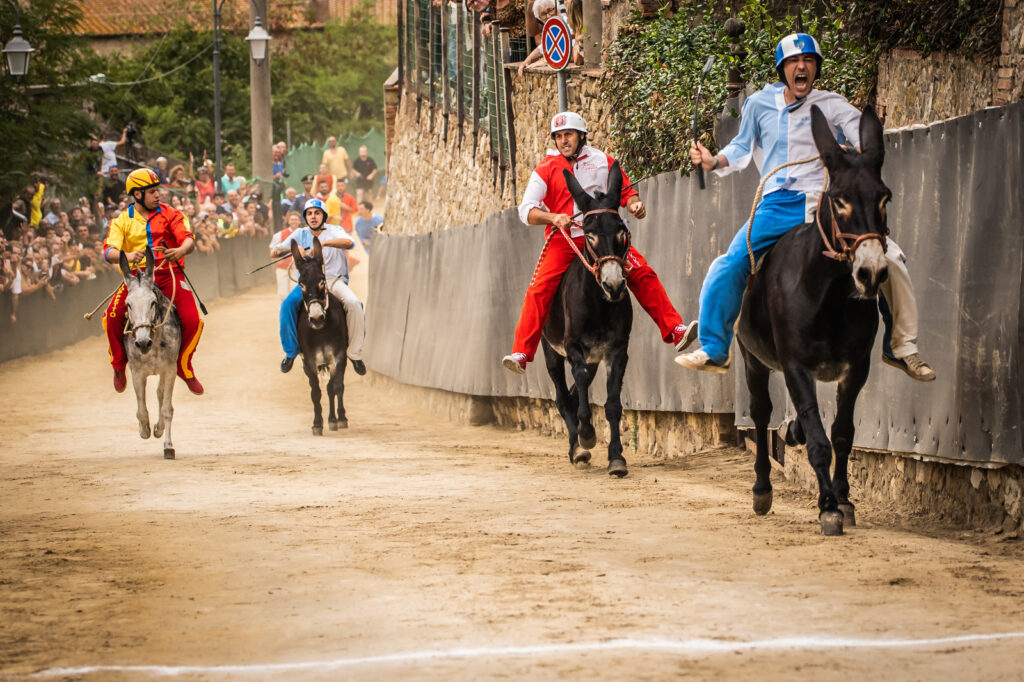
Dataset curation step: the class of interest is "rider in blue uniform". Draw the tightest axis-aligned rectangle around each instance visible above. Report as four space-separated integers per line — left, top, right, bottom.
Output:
677 33 935 381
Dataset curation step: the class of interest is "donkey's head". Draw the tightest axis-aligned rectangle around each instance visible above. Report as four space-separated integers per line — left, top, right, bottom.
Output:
119 246 161 353
812 104 891 298
291 236 329 329
563 161 631 302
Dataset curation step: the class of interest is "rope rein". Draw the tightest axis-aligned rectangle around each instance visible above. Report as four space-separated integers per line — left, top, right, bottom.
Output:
744 155 825 273
125 258 177 336
557 208 633 284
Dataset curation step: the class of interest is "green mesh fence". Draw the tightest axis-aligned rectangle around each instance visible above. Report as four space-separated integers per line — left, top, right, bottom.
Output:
283 129 387 192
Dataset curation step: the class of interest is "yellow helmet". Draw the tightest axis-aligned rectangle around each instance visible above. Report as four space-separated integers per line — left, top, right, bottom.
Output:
125 168 161 195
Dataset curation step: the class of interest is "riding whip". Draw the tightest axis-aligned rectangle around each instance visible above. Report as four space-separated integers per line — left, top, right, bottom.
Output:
157 239 208 316
691 55 717 190
247 253 292 275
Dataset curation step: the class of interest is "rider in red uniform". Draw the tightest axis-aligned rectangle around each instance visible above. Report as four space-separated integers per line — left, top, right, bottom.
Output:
501 112 696 374
102 168 205 395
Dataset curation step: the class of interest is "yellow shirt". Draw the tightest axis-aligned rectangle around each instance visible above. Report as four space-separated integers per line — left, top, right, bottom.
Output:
322 146 351 180
29 183 44 227
103 203 193 267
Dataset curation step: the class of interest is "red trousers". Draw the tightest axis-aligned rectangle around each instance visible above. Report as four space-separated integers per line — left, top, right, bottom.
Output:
511 231 683 361
103 266 204 380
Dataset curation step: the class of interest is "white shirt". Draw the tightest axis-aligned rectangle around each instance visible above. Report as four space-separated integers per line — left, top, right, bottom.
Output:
278 226 352 283
99 141 118 172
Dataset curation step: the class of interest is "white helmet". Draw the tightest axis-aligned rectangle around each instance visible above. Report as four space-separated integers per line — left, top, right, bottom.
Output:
550 111 587 137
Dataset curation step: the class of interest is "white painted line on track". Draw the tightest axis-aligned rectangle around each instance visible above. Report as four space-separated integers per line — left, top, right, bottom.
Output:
29 632 1024 678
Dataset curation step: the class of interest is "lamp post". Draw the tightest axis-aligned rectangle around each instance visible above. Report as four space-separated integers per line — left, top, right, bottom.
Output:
247 0 272 217
212 0 227 191
3 0 34 78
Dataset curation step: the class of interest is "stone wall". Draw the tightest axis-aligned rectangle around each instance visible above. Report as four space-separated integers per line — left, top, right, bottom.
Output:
383 91 516 236
876 49 998 127
997 0 1024 105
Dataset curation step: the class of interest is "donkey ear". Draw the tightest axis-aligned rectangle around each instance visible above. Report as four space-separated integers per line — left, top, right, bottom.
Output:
289 238 303 261
144 246 155 279
605 160 623 208
810 104 843 170
859 104 885 172
118 250 133 284
562 169 592 212
312 235 323 262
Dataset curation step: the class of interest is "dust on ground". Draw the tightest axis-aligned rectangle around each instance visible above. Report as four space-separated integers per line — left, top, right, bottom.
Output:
1 280 1023 681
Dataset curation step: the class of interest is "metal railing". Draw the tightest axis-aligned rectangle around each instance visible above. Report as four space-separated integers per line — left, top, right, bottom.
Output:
398 0 517 194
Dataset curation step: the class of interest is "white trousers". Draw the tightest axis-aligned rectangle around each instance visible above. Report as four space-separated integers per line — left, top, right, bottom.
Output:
275 267 293 301
881 239 919 359
326 276 365 361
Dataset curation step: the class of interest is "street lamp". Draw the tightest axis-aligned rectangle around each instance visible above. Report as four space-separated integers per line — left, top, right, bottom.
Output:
245 15 270 65
3 0 34 78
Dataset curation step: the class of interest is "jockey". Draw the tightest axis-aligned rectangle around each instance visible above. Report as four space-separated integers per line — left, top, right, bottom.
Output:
272 198 366 376
501 111 696 374
678 33 935 381
102 168 205 395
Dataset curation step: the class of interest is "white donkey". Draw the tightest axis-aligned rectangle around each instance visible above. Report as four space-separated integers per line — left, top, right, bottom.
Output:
118 247 181 459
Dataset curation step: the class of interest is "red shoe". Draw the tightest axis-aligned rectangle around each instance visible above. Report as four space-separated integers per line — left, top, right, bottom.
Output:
669 321 699 352
113 368 127 393
183 377 205 395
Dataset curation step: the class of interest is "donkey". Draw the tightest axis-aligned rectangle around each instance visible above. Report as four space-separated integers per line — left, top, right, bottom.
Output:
541 162 634 477
119 247 181 459
290 237 350 435
736 104 891 535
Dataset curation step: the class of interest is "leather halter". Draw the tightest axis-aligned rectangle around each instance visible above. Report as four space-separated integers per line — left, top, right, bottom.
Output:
558 208 633 285
815 194 887 262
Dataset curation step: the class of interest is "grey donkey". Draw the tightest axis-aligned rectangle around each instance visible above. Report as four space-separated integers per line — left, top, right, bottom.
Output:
118 247 182 459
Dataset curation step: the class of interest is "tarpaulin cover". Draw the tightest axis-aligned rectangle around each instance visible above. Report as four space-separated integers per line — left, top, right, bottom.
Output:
367 102 1023 465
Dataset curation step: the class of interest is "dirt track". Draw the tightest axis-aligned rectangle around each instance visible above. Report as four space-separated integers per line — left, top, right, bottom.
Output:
2 280 1024 681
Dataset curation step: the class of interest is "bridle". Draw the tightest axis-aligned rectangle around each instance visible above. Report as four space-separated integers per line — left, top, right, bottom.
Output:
557 208 633 285
815 188 888 263
125 258 176 337
299 262 330 314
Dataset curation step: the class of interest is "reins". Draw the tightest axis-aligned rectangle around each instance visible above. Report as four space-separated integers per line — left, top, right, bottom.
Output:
744 155 886 273
557 208 633 285
125 258 177 336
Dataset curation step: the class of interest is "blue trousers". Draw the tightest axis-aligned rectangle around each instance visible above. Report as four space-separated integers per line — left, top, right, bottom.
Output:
280 285 303 358
697 190 810 364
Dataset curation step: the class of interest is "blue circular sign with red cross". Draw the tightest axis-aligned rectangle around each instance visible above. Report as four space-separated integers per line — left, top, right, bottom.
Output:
541 16 572 71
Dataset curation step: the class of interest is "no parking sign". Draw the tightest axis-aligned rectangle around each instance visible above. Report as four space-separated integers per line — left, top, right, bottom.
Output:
541 16 572 71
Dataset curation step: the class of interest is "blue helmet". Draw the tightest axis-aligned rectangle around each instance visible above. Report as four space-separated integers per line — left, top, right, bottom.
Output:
775 33 823 84
303 197 328 226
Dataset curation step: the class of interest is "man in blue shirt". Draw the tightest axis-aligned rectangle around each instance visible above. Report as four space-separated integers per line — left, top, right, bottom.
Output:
677 33 934 381
271 198 366 376
353 200 383 253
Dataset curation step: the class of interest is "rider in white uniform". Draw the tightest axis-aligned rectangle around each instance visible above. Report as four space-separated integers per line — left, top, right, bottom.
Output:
273 198 366 375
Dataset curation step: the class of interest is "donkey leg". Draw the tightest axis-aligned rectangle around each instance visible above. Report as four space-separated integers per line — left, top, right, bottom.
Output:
327 362 338 431
566 345 596 450
541 342 584 465
831 357 871 527
604 348 629 478
132 370 151 440
743 349 774 515
782 365 843 535
332 359 348 429
306 365 324 436
158 369 175 459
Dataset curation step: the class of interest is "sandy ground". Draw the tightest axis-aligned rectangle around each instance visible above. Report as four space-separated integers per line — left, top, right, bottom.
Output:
2 260 1024 680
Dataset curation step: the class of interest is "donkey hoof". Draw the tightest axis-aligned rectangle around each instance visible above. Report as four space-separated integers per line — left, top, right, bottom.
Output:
312 426 323 436
572 450 591 468
163 448 175 460
753 490 773 515
607 459 628 478
153 424 164 438
329 420 338 432
838 503 857 527
780 418 804 446
820 510 845 536
337 420 348 429
139 424 151 439
579 432 597 450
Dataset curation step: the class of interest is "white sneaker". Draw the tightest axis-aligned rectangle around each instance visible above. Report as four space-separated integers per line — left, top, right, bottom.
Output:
883 353 936 382
674 349 729 374
502 353 528 375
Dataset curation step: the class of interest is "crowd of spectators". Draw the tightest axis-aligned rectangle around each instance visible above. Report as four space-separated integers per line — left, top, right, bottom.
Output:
1 135 384 324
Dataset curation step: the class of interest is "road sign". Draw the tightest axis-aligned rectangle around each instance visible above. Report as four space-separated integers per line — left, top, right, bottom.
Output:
541 16 572 71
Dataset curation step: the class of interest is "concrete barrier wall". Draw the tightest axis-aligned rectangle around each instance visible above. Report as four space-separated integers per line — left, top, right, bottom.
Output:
0 237 274 365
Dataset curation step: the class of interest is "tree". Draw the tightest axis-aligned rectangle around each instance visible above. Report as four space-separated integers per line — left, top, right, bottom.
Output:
0 0 98 204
